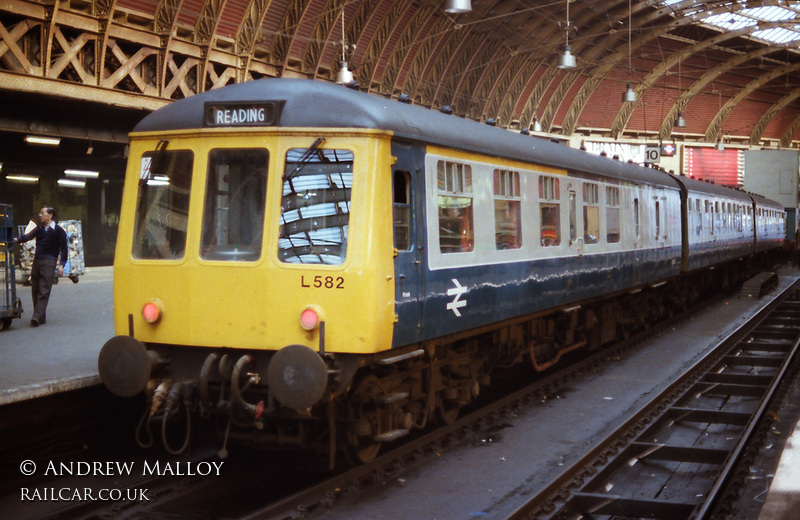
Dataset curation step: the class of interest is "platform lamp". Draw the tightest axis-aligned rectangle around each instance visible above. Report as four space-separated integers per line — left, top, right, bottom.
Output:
621 0 637 102
558 0 576 69
714 91 724 150
444 0 471 14
336 5 354 85
675 57 686 127
336 62 353 85
622 83 638 102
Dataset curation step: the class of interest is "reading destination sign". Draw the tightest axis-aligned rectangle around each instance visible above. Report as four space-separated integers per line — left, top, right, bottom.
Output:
204 101 284 127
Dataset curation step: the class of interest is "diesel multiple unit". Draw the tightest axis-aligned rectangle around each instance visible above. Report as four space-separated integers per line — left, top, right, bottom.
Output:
98 79 785 466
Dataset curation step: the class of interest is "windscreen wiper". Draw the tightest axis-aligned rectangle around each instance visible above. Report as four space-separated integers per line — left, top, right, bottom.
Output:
283 137 326 192
150 139 170 176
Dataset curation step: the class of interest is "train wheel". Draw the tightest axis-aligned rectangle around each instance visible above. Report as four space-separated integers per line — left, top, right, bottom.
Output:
345 376 382 464
346 427 382 464
620 323 632 340
436 388 461 425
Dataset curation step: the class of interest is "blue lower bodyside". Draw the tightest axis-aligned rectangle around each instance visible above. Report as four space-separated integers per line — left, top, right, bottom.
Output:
392 246 682 348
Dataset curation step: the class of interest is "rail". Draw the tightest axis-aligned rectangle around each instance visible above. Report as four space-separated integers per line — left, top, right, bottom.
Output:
510 278 800 520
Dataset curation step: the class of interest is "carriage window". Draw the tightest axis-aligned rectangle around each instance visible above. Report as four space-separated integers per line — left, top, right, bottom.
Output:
634 198 640 240
655 201 660 239
705 201 713 235
735 204 743 232
494 169 521 250
694 199 703 236
569 191 577 243
200 149 268 261
279 146 353 265
132 148 194 260
583 183 599 244
438 161 474 253
606 187 620 243
394 170 412 251
722 203 729 232
539 176 561 247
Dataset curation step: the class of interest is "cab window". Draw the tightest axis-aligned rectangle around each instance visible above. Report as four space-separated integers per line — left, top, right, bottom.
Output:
278 147 353 265
200 149 269 261
132 148 193 260
393 170 412 251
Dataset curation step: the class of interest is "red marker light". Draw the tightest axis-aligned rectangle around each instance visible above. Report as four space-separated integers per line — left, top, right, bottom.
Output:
142 301 162 323
300 308 320 330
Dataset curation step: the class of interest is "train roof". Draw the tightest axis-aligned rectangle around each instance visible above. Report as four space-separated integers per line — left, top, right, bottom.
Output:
135 79 678 189
749 192 785 210
136 79 679 190
670 174 754 202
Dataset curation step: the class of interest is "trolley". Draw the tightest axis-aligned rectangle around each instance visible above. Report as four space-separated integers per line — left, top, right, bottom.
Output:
17 219 85 284
1 204 23 330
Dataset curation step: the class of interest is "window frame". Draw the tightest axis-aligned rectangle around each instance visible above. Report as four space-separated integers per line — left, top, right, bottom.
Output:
538 175 562 248
199 147 270 263
493 169 522 250
436 160 475 254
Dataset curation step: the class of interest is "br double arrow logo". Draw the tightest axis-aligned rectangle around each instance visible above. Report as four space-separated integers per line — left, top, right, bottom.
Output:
446 278 467 317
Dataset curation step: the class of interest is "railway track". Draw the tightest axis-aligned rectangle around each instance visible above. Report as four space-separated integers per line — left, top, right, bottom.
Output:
511 279 800 520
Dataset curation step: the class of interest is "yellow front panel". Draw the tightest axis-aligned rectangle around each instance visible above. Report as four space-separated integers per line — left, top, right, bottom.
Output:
114 128 396 354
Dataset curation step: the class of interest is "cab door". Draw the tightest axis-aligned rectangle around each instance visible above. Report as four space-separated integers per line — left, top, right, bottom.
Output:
391 143 426 348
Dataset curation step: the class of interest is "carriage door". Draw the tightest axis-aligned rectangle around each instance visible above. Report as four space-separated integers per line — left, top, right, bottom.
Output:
568 188 583 254
633 196 643 284
391 143 425 347
567 187 586 291
654 191 667 276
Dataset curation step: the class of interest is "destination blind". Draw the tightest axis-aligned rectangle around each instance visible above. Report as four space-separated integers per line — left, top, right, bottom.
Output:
204 101 283 127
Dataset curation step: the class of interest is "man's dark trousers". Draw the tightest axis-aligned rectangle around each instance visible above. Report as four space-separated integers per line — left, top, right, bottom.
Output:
30 256 57 324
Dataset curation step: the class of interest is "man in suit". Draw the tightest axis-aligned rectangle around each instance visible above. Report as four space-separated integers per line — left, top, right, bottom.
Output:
14 205 68 327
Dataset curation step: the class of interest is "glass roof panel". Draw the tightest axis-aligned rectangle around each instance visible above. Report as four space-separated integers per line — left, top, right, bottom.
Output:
753 27 800 45
661 1 800 48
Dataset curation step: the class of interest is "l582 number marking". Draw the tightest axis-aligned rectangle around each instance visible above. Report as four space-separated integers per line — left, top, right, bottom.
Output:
301 275 345 289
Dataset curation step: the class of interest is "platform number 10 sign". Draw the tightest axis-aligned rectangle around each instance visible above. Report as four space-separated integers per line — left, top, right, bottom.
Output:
644 146 660 163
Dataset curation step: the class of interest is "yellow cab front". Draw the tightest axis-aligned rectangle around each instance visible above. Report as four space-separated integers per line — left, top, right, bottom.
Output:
113 128 396 358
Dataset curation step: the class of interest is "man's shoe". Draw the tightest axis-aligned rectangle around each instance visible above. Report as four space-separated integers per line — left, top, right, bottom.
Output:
30 319 39 327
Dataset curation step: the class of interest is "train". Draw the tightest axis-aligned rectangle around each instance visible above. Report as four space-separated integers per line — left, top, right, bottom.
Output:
98 78 786 467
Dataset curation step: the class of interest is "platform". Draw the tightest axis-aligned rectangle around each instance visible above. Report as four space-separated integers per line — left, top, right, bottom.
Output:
758 394 800 520
0 266 113 405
